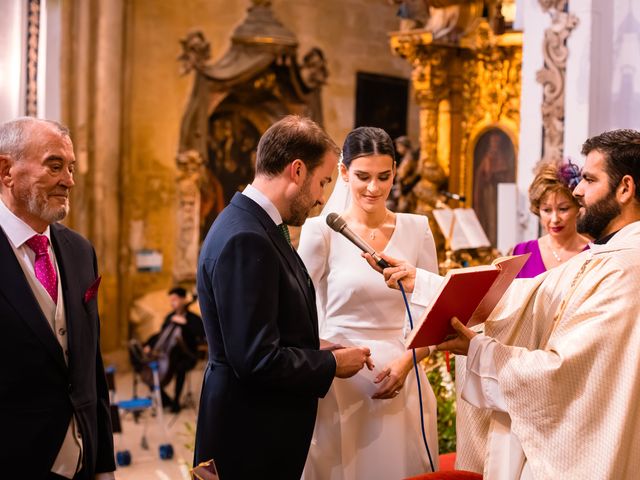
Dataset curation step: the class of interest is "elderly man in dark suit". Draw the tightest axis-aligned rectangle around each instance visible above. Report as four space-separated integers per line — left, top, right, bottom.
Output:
194 115 373 479
0 117 115 479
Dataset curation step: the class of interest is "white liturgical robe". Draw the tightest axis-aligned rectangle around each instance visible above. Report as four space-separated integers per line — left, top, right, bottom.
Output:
414 221 640 479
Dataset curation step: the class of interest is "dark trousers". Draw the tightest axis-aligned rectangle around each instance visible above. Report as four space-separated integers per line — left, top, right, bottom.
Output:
174 368 186 403
160 368 188 409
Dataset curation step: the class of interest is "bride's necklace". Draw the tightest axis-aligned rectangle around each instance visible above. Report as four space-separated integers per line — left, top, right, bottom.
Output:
366 212 389 240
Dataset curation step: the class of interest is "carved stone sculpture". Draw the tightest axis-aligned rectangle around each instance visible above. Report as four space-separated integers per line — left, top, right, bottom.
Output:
173 150 204 283
536 0 578 165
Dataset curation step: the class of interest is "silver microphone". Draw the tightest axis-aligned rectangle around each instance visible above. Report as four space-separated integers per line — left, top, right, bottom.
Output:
325 213 391 268
439 190 466 202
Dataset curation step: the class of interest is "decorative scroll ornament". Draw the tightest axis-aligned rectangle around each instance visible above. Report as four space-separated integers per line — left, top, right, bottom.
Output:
178 31 211 76
26 0 41 116
536 0 578 165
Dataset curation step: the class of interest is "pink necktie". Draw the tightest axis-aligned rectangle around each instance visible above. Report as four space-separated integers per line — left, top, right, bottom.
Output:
25 234 58 304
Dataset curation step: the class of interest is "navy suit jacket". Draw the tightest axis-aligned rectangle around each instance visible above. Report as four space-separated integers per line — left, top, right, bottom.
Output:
0 223 115 479
194 192 336 480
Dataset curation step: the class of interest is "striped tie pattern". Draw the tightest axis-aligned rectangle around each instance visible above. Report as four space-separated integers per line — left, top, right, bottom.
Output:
278 223 291 245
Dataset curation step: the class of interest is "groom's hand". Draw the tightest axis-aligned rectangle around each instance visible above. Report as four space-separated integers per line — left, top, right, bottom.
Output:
333 346 374 378
320 338 344 351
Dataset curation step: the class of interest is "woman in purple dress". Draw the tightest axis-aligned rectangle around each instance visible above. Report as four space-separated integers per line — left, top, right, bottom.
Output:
513 162 590 278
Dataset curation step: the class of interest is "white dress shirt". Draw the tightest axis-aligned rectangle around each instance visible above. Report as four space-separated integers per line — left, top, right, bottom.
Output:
242 183 283 225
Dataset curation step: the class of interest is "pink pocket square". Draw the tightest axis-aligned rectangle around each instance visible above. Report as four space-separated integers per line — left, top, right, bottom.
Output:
84 276 101 303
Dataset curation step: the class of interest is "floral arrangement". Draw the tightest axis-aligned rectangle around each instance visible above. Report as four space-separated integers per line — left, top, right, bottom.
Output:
425 352 457 454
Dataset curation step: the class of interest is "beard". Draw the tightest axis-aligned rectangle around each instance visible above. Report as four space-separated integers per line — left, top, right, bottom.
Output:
284 178 318 226
576 189 620 239
21 188 70 224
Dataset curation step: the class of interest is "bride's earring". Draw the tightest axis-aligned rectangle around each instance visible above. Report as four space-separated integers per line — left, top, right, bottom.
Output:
339 164 349 183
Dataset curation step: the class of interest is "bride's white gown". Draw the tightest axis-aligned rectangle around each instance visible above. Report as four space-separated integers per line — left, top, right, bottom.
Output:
298 213 440 480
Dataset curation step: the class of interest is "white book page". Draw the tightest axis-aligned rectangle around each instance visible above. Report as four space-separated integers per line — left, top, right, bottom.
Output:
454 209 491 249
432 208 491 250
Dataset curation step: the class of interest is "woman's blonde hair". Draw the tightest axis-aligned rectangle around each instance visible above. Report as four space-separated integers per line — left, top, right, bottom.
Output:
528 163 580 216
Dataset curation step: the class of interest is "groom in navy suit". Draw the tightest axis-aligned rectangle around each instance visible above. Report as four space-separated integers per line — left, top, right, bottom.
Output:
195 115 372 479
0 118 115 479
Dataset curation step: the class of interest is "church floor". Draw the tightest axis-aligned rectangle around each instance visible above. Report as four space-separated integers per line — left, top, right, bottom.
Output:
110 362 205 479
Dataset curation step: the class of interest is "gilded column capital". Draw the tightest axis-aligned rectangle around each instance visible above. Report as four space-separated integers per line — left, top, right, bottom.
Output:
390 31 435 63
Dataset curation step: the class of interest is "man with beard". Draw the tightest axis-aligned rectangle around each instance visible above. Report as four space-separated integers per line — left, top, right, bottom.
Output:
0 118 115 479
367 128 640 479
194 115 373 480
433 128 640 479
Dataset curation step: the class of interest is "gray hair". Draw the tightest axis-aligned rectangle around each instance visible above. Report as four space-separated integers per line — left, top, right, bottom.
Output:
0 117 70 162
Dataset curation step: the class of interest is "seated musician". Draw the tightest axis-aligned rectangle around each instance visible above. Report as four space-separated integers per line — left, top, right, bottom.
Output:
145 287 205 413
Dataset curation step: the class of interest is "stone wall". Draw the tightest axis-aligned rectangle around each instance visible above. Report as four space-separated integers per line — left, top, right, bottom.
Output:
62 0 418 353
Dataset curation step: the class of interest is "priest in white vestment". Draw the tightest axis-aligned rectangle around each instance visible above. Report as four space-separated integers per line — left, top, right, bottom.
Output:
368 129 640 479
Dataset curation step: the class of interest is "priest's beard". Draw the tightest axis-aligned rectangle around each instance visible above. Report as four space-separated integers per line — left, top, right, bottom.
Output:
577 189 620 239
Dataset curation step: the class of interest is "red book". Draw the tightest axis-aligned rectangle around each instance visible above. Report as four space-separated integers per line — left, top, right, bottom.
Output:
405 253 531 349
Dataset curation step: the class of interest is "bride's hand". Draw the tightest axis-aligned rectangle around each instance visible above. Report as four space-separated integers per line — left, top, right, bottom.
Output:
371 355 412 399
362 252 417 292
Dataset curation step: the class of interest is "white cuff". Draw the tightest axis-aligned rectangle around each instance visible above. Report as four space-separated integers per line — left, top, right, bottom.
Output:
411 268 444 307
461 334 508 412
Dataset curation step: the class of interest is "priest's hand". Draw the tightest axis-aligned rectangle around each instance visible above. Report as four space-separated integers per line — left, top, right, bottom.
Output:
436 317 477 356
362 252 417 292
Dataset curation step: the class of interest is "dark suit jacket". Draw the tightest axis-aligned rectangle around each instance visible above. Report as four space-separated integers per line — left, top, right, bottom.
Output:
0 223 115 479
194 193 336 480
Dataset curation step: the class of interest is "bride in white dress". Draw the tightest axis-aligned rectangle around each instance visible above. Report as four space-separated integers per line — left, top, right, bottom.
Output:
298 126 440 479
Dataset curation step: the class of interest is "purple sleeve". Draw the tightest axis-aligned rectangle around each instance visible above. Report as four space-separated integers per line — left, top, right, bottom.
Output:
513 239 547 278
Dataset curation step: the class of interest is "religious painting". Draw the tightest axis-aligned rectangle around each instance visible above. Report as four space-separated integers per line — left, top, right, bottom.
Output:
202 111 260 238
355 72 409 141
472 127 516 247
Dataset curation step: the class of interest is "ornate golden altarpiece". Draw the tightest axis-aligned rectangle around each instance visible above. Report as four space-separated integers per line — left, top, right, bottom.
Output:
389 0 522 268
174 0 328 284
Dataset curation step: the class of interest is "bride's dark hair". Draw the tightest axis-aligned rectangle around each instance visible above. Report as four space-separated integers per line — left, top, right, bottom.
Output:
342 126 396 168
